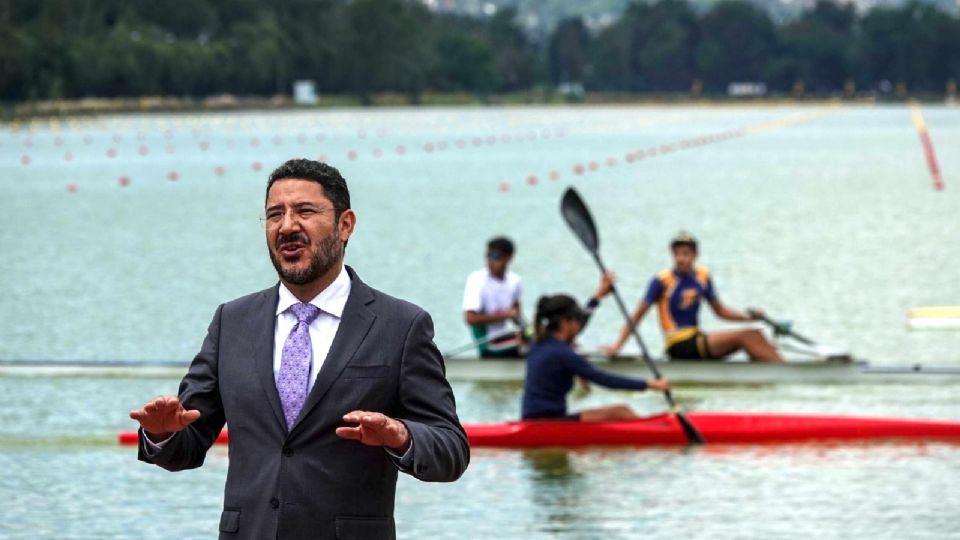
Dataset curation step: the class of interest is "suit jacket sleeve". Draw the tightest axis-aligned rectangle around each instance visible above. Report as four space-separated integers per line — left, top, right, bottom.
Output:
137 305 227 471
396 310 470 482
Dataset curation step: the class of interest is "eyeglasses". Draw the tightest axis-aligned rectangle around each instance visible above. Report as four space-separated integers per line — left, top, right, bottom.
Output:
486 252 506 262
260 205 339 228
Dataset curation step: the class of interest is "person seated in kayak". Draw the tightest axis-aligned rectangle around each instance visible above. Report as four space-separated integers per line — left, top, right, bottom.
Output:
521 272 670 421
602 232 783 362
463 236 525 358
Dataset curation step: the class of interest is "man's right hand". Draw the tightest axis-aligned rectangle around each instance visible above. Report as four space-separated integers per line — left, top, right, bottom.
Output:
497 307 520 321
646 378 671 392
129 396 201 441
599 343 622 358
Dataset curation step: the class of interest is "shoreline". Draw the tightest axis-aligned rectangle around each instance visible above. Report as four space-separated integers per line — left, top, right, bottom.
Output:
3 91 956 124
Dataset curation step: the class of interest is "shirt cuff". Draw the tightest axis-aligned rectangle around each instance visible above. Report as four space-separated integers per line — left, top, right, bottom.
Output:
384 432 415 470
140 427 174 453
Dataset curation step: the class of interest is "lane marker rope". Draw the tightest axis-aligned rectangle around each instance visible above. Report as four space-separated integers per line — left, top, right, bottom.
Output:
910 102 945 191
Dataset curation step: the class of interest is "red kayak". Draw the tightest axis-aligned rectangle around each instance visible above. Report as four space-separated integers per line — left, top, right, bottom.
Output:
465 412 960 448
118 412 960 448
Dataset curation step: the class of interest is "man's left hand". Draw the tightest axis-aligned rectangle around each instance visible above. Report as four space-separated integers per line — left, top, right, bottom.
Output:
336 411 411 452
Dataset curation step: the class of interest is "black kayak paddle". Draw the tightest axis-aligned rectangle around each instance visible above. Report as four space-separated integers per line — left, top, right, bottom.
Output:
560 187 705 444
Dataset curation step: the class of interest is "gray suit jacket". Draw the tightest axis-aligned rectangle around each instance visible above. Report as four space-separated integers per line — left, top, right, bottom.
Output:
138 266 469 540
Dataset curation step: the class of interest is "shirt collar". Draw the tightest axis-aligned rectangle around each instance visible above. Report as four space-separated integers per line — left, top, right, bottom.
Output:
276 265 352 319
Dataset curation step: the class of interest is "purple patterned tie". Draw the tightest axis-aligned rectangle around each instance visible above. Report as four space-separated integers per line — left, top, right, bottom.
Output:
277 302 322 430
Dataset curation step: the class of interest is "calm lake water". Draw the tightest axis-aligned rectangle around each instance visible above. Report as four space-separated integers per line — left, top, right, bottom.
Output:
1 105 958 539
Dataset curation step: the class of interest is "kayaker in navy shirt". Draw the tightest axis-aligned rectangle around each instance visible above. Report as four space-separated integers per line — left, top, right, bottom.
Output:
602 232 782 361
521 272 670 421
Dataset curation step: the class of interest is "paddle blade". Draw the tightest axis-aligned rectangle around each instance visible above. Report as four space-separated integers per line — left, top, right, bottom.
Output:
675 412 705 444
560 187 599 253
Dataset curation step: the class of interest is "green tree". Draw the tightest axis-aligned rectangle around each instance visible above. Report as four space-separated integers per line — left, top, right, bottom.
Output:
771 0 855 93
695 0 777 92
435 30 497 94
630 0 699 91
854 1 960 92
588 0 698 92
484 8 536 92
548 17 590 84
342 0 432 103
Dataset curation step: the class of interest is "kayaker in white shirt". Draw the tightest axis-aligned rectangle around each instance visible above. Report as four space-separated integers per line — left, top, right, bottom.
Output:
462 236 524 358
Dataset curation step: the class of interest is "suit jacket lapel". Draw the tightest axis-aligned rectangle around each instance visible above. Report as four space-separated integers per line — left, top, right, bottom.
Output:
292 266 376 435
252 284 287 429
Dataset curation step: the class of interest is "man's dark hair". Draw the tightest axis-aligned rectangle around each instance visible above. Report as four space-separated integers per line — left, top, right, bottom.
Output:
487 236 515 256
266 159 351 218
670 231 698 252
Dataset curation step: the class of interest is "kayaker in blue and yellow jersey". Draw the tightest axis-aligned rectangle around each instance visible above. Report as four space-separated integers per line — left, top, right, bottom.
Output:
521 272 670 421
602 232 783 362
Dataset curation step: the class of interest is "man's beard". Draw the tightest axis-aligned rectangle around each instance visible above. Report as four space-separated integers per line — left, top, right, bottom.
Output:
269 228 342 285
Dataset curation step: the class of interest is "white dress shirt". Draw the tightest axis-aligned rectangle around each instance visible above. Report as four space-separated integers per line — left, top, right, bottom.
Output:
274 265 351 393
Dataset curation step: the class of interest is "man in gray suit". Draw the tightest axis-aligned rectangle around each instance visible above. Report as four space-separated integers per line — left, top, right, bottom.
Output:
129 159 470 540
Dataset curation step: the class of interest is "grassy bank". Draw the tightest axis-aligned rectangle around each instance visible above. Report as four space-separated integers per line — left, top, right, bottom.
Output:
3 90 957 123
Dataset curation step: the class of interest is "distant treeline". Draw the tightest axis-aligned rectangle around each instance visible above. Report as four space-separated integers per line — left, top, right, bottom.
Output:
1 0 958 103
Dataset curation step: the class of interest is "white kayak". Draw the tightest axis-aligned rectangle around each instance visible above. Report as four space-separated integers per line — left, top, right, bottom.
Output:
908 306 960 330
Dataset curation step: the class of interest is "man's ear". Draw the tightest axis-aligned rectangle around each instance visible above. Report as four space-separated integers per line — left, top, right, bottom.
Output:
338 209 357 243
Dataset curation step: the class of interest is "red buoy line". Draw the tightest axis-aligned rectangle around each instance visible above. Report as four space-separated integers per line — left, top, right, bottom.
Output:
910 103 945 191
500 107 838 191
11 124 577 193
6 109 829 194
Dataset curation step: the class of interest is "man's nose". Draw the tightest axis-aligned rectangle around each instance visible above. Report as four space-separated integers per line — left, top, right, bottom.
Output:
277 211 301 234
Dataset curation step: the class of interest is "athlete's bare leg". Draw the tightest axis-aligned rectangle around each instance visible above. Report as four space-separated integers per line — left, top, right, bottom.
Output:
706 329 783 362
579 404 638 422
